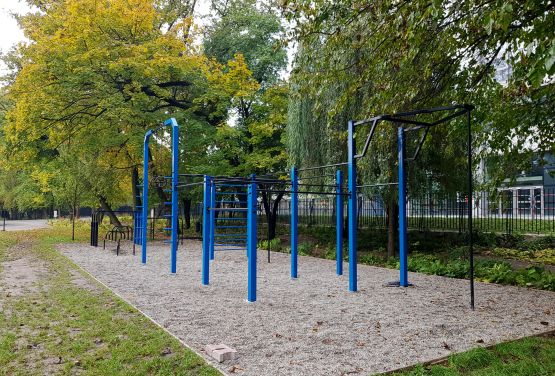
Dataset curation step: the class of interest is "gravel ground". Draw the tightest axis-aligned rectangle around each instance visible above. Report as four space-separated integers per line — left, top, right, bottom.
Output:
58 241 555 376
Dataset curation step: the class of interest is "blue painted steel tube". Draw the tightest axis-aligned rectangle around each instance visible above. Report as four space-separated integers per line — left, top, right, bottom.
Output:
209 181 216 260
347 120 357 292
290 167 298 279
336 170 344 276
141 130 153 264
247 182 258 302
169 118 179 274
202 176 211 285
398 127 409 287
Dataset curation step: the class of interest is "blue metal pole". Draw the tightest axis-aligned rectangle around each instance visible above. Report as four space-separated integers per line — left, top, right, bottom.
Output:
247 182 258 302
347 120 357 292
209 180 216 260
169 118 179 274
290 167 298 279
398 127 409 287
141 130 153 264
202 176 211 285
336 170 344 276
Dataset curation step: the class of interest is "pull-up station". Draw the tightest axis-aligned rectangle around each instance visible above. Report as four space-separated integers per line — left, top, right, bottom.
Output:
349 104 475 308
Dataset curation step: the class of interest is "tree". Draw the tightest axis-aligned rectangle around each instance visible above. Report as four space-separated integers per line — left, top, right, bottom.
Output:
3 0 258 220
204 0 289 239
282 0 555 256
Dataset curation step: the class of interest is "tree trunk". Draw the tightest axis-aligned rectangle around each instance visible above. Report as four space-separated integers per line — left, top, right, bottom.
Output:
99 196 122 227
261 187 284 240
182 197 191 229
386 199 398 258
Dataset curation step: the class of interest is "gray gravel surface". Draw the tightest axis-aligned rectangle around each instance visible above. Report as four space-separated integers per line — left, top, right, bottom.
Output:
58 241 555 376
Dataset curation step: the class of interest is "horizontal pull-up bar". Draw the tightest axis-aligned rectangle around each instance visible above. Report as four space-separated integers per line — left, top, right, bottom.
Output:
260 189 350 196
357 182 398 188
297 162 348 172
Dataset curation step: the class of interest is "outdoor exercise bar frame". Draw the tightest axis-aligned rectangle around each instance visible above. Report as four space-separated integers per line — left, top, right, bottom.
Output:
349 104 475 309
141 118 180 273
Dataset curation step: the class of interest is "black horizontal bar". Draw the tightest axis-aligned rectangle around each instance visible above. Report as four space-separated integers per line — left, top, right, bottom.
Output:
357 183 398 188
259 190 350 196
297 162 348 172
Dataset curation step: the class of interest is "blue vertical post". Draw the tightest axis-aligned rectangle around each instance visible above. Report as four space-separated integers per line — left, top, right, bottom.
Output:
398 127 408 287
336 170 344 276
202 176 211 285
209 180 216 260
347 120 357 292
169 118 179 274
290 167 298 279
141 130 153 265
247 182 258 302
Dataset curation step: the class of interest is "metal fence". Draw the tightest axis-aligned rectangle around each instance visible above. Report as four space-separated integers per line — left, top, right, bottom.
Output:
270 187 555 235
134 187 555 237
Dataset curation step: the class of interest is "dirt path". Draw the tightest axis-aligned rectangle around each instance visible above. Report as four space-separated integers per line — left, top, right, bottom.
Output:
476 255 555 273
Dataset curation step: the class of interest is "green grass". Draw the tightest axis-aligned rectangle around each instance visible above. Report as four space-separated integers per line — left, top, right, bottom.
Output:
0 226 220 376
390 333 555 376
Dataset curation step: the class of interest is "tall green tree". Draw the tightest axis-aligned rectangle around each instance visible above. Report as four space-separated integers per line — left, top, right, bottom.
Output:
204 0 289 239
283 0 555 256
3 0 257 221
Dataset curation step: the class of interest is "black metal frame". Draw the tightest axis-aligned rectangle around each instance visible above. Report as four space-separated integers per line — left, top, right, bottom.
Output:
354 104 476 309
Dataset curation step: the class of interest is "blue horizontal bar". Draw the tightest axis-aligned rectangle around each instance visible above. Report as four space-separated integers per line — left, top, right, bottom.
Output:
214 234 247 237
215 225 247 229
215 248 247 251
215 218 246 221
164 202 172 205
217 184 248 187
136 205 143 208
215 192 245 195
164 189 172 193
214 243 247 246
218 200 247 204
163 227 173 230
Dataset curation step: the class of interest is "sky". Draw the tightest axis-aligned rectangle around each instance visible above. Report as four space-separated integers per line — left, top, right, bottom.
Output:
0 0 31 75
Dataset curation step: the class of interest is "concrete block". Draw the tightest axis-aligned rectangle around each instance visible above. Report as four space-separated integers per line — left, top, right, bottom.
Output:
205 344 237 363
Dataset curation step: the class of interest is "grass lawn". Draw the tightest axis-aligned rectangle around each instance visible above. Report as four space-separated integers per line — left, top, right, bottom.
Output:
0 223 220 376
391 332 555 376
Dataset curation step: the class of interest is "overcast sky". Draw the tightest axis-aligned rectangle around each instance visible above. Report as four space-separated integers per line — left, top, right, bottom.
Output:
0 0 291 79
0 0 30 75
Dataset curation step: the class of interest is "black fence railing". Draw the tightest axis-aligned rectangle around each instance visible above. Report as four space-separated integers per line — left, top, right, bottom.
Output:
268 188 555 235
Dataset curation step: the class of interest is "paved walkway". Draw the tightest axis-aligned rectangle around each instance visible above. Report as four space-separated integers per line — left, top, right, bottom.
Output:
1 219 51 232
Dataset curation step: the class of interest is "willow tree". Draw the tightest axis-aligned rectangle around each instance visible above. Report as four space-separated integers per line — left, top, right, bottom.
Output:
283 0 554 256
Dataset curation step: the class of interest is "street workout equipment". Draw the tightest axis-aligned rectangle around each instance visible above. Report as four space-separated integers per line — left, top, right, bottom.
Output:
138 104 476 308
